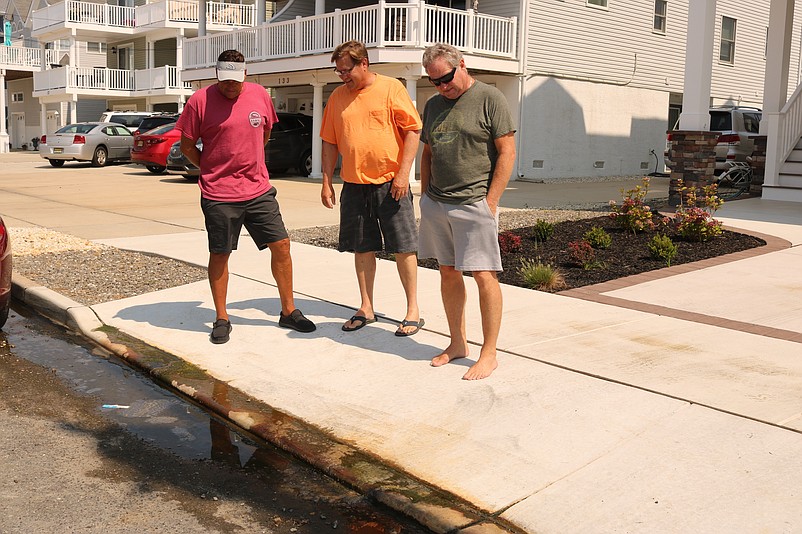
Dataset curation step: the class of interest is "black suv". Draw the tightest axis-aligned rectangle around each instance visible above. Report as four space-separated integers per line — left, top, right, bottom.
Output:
133 113 181 136
265 112 313 176
166 112 313 178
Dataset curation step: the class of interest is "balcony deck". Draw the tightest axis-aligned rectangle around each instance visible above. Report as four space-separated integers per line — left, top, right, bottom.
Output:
32 0 258 40
0 47 61 72
182 1 519 77
33 65 192 99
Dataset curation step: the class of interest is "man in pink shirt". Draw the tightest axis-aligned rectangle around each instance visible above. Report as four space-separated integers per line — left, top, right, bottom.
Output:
176 49 315 344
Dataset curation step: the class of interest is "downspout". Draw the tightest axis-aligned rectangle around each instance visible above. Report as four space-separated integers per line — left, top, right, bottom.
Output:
515 0 528 180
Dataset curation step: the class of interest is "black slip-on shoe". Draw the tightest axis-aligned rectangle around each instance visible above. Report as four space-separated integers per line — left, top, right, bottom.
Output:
210 319 232 344
279 309 316 333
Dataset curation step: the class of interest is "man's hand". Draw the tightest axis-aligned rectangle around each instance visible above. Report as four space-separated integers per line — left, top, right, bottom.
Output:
321 183 336 209
486 197 499 216
390 177 409 201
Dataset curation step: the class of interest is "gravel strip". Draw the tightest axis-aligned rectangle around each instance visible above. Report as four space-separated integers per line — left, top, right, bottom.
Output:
11 208 602 306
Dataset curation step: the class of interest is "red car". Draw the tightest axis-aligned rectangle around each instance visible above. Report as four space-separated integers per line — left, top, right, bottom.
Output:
130 122 180 174
0 215 11 329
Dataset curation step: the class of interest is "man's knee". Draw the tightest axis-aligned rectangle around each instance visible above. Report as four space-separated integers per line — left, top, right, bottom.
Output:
267 238 292 258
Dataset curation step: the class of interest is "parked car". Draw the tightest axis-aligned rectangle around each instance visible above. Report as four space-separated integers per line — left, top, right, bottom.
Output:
665 106 762 172
0 215 11 329
266 112 313 177
99 111 154 129
165 112 313 179
131 113 180 137
130 122 180 174
40 122 134 167
166 139 201 180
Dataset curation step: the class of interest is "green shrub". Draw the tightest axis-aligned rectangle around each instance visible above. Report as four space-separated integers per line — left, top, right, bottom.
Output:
519 258 566 291
583 226 612 249
532 219 555 242
648 234 678 266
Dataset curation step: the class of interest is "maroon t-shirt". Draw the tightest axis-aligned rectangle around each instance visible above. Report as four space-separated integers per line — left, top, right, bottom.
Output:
176 82 278 202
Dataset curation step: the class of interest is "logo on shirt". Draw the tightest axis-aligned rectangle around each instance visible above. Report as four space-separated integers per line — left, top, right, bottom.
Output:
249 111 262 128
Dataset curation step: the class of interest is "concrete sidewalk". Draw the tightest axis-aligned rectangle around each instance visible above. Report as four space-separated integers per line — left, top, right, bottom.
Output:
10 183 802 532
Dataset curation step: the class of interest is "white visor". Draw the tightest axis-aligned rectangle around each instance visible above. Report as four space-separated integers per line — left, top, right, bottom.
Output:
216 61 246 82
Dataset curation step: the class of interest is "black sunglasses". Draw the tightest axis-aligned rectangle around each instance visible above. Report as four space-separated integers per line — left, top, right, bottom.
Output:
429 67 457 87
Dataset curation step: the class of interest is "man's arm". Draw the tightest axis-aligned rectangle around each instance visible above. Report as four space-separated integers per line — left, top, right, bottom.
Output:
485 132 516 215
390 129 421 201
321 141 339 209
180 135 202 169
419 143 432 195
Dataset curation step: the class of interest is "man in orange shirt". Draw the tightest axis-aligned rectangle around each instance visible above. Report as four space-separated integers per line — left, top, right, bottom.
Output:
320 40 423 336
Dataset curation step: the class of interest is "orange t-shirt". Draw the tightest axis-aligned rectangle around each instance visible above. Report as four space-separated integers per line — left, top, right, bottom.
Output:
320 74 422 185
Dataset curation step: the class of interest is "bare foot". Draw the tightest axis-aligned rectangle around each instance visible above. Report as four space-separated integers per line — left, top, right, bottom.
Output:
430 342 470 367
462 353 498 380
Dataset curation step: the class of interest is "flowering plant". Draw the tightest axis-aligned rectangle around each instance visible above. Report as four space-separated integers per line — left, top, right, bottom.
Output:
674 179 723 242
609 177 655 233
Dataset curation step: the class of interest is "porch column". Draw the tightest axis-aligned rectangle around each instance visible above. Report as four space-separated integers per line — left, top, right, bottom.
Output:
70 95 77 124
69 34 77 67
0 70 8 153
678 0 715 131
315 0 324 15
310 81 325 179
405 75 419 183
199 0 207 37
40 103 46 137
258 0 267 23
668 0 716 205
761 0 795 190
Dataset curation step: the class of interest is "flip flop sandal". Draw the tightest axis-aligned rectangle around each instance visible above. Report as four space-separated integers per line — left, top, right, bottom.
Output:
395 318 425 337
342 314 377 332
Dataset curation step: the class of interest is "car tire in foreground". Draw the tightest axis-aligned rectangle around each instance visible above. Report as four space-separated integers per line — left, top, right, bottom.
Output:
48 159 65 167
91 146 108 167
146 165 166 174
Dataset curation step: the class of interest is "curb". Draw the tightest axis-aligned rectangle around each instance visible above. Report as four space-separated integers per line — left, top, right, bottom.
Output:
10 272 524 534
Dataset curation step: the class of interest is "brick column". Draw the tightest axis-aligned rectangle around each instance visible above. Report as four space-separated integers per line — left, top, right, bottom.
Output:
665 130 718 206
749 135 767 195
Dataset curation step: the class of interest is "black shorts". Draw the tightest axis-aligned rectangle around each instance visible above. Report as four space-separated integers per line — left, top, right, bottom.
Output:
338 181 418 254
201 187 288 254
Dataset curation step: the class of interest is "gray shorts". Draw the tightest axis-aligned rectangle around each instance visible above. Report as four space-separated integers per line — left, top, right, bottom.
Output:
201 187 288 254
338 181 418 253
418 194 502 272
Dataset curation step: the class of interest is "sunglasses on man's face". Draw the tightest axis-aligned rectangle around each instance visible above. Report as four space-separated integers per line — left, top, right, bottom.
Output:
429 67 457 87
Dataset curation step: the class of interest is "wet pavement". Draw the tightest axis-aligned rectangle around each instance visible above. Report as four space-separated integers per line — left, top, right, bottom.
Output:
0 303 431 534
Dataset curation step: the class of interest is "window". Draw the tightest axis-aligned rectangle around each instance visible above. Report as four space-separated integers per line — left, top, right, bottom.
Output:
11 92 23 103
720 16 736 64
653 0 667 33
587 0 607 7
86 42 107 54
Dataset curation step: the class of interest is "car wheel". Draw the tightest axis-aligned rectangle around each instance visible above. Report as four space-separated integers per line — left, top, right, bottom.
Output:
48 159 65 167
0 305 7 329
183 174 198 181
146 165 166 174
91 146 108 167
298 150 312 177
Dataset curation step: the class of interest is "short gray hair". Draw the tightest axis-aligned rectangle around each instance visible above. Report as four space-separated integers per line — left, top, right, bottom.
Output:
422 43 462 69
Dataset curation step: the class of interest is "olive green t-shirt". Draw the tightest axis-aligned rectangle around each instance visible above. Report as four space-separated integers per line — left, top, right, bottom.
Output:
421 80 515 205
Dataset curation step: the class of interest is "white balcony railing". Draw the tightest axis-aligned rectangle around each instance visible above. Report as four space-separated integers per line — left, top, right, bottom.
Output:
184 1 518 68
34 65 191 93
0 46 63 69
134 65 193 90
33 0 256 33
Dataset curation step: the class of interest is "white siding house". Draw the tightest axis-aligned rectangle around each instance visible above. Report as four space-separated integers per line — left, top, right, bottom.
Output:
174 0 800 183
